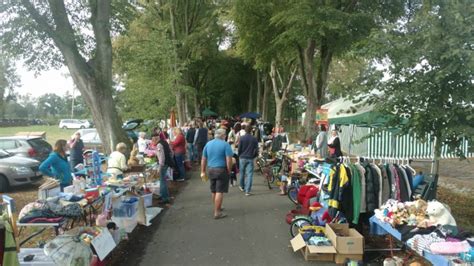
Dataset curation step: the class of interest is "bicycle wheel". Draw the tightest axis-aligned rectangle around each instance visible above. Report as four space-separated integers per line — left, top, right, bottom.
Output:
290 217 312 238
287 186 298 205
262 168 273 189
257 159 265 175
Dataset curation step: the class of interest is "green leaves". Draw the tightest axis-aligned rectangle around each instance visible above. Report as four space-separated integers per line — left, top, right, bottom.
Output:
364 0 474 157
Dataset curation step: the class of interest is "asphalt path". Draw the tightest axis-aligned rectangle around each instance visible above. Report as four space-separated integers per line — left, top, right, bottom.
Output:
139 171 335 266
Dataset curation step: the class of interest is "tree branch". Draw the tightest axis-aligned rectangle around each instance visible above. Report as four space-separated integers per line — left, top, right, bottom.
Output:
296 43 309 97
89 0 112 87
270 60 282 101
21 0 60 44
282 66 297 101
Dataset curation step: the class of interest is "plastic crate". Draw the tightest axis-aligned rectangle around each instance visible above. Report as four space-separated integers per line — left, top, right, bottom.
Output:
146 183 160 195
112 213 138 233
113 198 139 217
142 193 153 208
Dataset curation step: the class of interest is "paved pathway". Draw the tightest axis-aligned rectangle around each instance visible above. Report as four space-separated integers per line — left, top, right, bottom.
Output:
138 171 334 266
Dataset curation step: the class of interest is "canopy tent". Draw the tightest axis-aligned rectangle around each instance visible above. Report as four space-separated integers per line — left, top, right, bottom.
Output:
201 108 218 117
322 94 389 126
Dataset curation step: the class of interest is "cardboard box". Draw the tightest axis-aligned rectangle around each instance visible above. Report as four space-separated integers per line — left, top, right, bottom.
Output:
334 253 363 264
290 234 336 262
325 223 364 255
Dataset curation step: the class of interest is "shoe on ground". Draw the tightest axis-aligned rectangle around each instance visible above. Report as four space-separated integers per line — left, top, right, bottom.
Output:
239 187 244 192
176 179 185 182
245 192 252 196
214 213 227 219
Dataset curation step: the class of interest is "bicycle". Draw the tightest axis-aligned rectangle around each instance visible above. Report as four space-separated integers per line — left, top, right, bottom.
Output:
256 150 284 189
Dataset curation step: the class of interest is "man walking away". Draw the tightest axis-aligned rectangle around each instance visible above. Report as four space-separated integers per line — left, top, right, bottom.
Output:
238 125 259 196
195 122 208 162
201 129 233 219
186 123 197 162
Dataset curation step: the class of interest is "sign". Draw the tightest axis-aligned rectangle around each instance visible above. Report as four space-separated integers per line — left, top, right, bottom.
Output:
92 151 102 185
91 229 116 260
316 108 329 126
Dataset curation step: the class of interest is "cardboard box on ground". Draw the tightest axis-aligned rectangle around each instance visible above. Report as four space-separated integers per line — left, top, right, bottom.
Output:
290 223 364 263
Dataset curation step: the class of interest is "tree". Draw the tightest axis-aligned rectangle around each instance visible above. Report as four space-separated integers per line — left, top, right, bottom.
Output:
271 0 404 138
0 1 136 153
114 0 223 123
0 57 20 118
363 0 473 172
233 0 298 126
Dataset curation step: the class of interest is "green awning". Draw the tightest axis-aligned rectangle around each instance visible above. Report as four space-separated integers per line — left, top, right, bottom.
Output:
202 108 218 117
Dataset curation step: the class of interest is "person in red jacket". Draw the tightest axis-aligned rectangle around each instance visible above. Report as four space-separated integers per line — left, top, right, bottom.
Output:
171 127 186 181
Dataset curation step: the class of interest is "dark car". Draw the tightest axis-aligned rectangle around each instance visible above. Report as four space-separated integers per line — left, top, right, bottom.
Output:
0 136 53 162
0 149 42 192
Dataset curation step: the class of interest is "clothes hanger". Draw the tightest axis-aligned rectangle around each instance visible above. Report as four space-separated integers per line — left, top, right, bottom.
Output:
405 157 417 175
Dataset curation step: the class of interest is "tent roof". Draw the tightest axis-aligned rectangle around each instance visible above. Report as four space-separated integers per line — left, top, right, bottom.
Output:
322 94 388 126
202 108 218 117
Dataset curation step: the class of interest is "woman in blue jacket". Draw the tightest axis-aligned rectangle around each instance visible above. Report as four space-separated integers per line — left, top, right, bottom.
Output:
39 139 72 191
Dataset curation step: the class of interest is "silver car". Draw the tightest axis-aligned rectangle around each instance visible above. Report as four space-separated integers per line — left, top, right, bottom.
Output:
0 149 42 192
0 136 52 162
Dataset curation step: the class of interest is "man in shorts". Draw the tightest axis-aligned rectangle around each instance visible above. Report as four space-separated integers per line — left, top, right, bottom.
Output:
201 129 233 219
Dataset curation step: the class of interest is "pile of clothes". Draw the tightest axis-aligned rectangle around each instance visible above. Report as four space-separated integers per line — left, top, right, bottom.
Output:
19 196 84 224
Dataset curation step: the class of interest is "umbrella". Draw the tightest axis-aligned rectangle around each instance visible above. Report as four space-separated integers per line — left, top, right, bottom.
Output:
239 112 261 119
44 235 92 266
202 108 218 117
170 109 176 128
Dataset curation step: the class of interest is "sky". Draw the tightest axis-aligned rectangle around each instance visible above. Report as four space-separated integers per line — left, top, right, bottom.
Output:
15 62 75 98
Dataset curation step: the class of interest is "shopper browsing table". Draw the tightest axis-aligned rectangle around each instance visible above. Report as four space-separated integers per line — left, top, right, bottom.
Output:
106 142 128 179
39 139 72 192
201 129 233 219
238 125 259 196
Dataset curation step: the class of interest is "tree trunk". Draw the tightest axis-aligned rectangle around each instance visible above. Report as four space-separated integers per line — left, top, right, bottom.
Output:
262 74 270 121
194 92 200 119
184 93 190 121
275 99 284 127
300 39 332 139
21 0 129 154
248 82 254 112
175 91 185 126
256 70 262 114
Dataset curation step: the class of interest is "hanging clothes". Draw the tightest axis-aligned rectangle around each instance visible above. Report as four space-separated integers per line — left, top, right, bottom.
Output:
364 162 378 212
370 163 383 208
327 164 350 218
380 165 391 205
349 164 362 224
395 165 410 202
355 163 367 213
340 164 354 224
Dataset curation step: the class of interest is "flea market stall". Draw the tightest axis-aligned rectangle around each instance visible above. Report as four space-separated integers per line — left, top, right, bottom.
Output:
0 151 164 266
282 96 474 264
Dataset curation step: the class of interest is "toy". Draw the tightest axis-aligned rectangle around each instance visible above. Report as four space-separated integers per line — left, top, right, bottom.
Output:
426 200 457 226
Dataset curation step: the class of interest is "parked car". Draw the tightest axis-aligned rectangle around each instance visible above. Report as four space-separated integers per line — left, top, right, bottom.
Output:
79 119 144 151
59 119 91 129
0 149 43 192
0 136 52 162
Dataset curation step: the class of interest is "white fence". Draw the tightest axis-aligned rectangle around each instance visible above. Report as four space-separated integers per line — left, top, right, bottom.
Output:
339 125 474 159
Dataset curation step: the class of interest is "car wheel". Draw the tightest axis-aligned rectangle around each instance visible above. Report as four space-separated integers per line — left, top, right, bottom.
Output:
80 126 85 129
0 175 9 193
62 126 68 129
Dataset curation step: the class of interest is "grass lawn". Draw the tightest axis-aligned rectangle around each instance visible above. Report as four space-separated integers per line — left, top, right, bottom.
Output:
0 125 76 145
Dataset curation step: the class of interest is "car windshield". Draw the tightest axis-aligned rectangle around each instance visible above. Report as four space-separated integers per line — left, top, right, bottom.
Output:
0 149 11 158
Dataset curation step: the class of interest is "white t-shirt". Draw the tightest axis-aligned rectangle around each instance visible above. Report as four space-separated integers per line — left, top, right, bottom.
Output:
107 151 128 175
137 138 150 153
